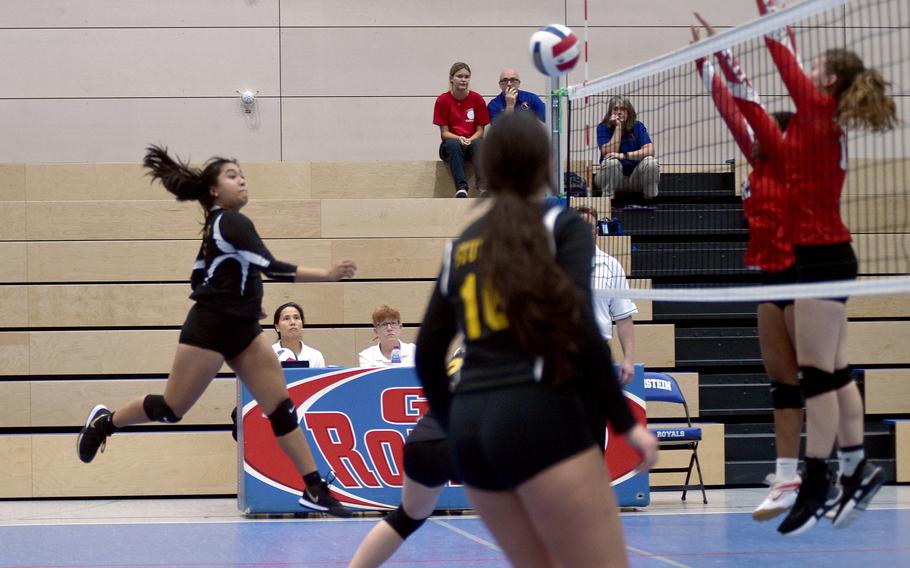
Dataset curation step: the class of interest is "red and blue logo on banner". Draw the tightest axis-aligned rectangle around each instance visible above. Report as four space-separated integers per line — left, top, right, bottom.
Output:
239 366 649 514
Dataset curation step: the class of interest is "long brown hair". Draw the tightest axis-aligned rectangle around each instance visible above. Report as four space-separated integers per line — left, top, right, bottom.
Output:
601 95 638 134
824 48 897 132
142 145 237 215
478 112 581 384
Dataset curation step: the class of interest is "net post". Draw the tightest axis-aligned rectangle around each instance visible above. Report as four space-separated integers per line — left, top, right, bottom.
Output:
548 75 563 196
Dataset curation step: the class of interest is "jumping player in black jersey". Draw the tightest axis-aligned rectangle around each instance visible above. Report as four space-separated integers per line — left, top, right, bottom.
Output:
76 146 357 517
416 112 658 568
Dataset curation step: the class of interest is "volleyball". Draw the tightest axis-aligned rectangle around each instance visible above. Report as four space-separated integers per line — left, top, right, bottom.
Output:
529 24 581 77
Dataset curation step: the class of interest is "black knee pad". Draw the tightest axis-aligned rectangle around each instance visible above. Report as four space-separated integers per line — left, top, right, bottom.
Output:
268 398 299 437
770 382 804 409
798 367 838 399
384 504 427 540
833 367 854 389
143 394 182 423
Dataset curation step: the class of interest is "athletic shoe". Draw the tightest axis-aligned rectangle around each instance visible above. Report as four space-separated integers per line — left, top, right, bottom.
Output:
831 459 884 528
77 404 113 463
752 473 801 521
777 478 841 536
454 188 468 198
299 479 354 518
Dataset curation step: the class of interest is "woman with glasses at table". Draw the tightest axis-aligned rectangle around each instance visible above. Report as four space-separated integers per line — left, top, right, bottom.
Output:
358 305 416 367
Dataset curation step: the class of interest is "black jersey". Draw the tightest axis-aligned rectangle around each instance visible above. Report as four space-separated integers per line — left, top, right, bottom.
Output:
416 204 636 435
189 208 297 319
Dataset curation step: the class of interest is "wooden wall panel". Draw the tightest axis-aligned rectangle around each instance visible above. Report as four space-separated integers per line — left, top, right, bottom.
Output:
847 321 910 364
0 436 32 498
321 198 487 238
864 369 910 414
26 378 236 428
647 373 699 419
848 294 910 318
0 332 29 375
0 202 26 240
0 286 28 327
649 423 725 487
0 382 30 428
610 324 675 368
25 200 321 241
896 422 910 483
32 433 236 497
0 243 28 282
0 164 26 200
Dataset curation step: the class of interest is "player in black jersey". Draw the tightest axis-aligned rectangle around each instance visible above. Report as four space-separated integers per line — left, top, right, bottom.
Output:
416 112 657 568
76 146 356 518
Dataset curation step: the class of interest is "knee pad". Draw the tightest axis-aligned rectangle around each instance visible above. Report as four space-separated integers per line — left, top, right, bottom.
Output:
798 367 838 399
384 504 427 540
770 382 804 410
268 398 300 437
833 367 854 389
143 394 182 423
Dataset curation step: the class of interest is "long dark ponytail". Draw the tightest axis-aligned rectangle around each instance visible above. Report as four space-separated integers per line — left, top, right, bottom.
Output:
142 145 237 212
478 112 581 384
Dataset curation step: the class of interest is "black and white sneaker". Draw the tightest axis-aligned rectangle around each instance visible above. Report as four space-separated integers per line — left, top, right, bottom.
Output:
454 188 469 198
777 481 841 536
831 459 884 528
299 480 353 518
77 404 113 463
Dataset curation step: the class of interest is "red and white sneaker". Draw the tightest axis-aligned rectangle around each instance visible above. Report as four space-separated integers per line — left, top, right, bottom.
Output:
753 473 801 521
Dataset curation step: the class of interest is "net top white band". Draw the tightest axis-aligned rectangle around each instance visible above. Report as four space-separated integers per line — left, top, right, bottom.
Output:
567 0 849 101
591 276 910 303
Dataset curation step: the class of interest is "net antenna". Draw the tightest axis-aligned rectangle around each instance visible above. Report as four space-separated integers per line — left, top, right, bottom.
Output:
566 0 909 303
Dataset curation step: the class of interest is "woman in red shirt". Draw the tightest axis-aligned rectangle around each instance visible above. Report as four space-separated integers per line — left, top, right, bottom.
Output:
693 9 803 524
433 62 490 198
768 32 897 535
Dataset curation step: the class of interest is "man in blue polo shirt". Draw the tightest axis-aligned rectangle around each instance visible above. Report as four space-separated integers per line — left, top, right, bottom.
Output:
487 68 546 123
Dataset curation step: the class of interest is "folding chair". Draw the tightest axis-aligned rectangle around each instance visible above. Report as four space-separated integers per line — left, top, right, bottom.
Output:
643 371 707 504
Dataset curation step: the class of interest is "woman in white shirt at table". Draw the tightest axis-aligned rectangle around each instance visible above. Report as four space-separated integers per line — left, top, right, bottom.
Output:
271 302 326 367
358 305 416 367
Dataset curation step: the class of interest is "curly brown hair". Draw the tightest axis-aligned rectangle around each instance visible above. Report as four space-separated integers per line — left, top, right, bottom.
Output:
824 48 897 132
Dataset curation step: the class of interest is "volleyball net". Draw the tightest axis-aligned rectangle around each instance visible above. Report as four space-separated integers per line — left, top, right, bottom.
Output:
565 0 909 302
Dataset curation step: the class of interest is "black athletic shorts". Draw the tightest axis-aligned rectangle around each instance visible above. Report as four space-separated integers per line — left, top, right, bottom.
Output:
793 243 858 303
403 418 458 489
179 303 263 359
760 265 798 310
447 381 598 491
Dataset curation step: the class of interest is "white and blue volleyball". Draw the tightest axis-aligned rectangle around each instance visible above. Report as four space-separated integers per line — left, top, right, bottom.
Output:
529 24 581 77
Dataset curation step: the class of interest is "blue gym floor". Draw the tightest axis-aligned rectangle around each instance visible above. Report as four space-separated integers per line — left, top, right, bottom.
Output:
1 488 908 567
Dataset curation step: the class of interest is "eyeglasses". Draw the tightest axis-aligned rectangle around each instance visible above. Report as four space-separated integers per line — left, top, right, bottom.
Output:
376 321 401 329
499 78 521 84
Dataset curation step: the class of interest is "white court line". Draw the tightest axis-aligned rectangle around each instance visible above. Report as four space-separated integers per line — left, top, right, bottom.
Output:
626 545 693 568
431 518 502 552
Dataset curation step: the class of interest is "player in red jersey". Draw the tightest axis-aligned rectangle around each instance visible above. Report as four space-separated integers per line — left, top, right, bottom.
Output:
761 0 897 536
692 8 803 522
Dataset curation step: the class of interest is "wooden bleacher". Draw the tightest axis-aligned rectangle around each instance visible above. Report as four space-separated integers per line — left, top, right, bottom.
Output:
2 161 908 497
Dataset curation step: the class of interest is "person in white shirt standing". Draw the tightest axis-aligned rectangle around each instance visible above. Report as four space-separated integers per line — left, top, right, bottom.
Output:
359 305 416 367
271 302 326 367
576 207 638 385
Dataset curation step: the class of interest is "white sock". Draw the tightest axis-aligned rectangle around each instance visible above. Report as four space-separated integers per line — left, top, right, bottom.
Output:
775 458 799 481
838 446 865 477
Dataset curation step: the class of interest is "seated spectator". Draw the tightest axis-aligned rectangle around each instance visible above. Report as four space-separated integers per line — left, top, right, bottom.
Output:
359 305 416 367
593 96 660 199
433 62 489 198
576 206 638 385
271 302 326 367
487 68 546 123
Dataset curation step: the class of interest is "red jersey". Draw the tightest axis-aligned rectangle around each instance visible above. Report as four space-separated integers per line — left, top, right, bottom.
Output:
433 91 490 138
697 49 793 272
767 35 850 246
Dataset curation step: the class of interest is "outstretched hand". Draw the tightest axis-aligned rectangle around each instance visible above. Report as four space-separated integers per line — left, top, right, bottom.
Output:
329 259 357 281
693 12 717 37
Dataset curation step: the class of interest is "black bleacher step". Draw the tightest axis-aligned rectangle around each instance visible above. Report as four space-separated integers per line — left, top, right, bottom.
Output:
676 326 762 366
699 373 771 414
613 203 747 237
660 172 736 195
654 299 758 320
723 423 893 462
631 242 750 279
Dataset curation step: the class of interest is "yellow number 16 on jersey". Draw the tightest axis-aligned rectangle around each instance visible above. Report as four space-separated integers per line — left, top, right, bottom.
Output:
459 272 509 340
